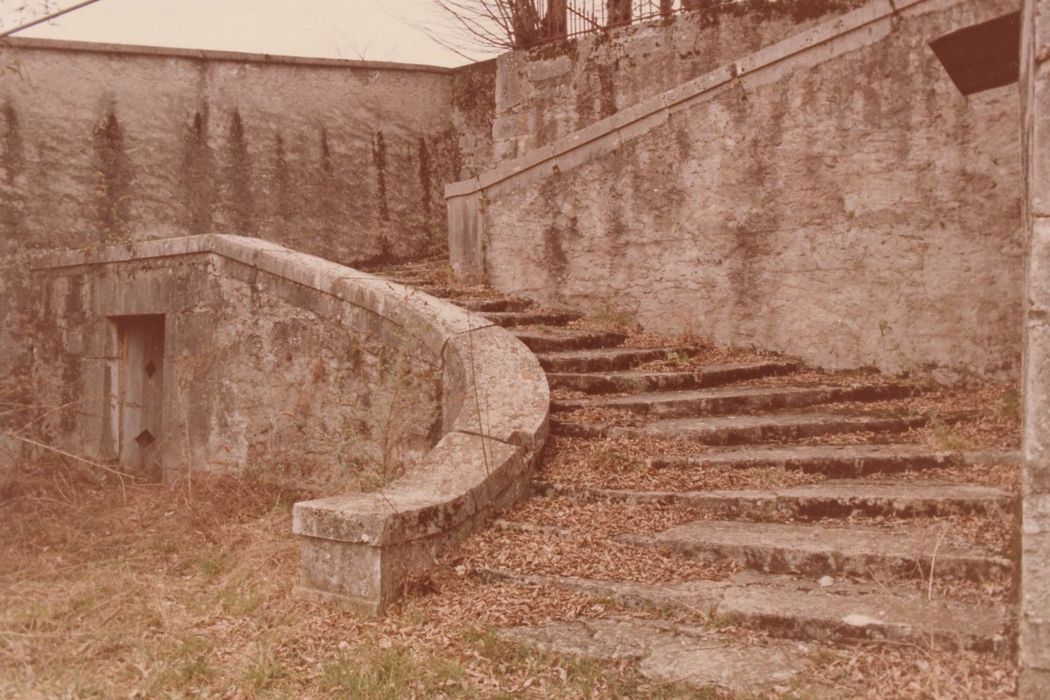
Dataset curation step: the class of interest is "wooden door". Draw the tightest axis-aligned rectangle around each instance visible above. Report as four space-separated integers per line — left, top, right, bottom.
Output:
116 315 165 479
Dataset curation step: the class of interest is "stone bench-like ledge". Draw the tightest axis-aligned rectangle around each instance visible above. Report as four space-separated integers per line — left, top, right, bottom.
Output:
32 233 550 614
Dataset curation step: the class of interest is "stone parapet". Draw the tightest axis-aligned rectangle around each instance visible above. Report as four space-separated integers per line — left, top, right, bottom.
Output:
31 234 549 614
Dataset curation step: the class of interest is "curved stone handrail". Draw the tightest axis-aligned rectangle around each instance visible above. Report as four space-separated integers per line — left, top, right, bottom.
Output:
32 234 549 613
444 0 933 282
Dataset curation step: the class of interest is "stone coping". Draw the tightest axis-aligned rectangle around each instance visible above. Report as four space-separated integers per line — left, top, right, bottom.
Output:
33 234 492 357
0 36 453 74
32 234 550 611
444 0 933 200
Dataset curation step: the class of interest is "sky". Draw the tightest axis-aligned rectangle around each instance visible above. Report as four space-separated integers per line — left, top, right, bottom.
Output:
0 0 497 67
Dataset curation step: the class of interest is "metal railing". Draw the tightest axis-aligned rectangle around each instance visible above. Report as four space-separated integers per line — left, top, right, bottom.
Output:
523 0 708 45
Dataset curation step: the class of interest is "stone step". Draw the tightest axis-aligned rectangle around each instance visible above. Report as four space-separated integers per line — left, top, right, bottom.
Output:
552 383 918 418
537 347 687 373
715 572 1007 654
498 617 808 694
552 412 932 443
546 361 801 394
535 481 1014 519
646 445 1020 477
480 568 1007 653
378 273 433 286
373 258 445 275
513 327 626 353
418 285 456 298
457 297 533 312
626 519 1012 582
481 310 580 328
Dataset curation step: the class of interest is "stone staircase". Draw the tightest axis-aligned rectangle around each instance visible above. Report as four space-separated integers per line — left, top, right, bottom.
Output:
376 259 1019 693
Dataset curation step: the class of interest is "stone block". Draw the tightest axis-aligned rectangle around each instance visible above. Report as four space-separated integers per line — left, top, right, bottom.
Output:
525 55 573 83
292 431 527 613
442 325 549 456
483 160 557 200
739 17 894 92
553 130 621 175
615 108 669 145
0 433 21 497
495 51 525 110
1029 64 1050 217
734 0 893 77
662 64 736 111
445 177 480 199
1020 665 1050 699
448 192 485 285
1021 617 1050 671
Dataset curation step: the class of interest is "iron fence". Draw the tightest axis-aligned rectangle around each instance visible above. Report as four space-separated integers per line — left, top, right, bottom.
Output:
525 0 721 45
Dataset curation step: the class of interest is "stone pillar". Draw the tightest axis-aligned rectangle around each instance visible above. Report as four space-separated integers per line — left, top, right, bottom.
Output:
546 0 567 39
607 0 631 26
1022 0 1050 694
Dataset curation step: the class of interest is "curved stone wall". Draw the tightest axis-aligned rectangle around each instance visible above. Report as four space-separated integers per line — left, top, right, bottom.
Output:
0 37 460 423
30 234 549 612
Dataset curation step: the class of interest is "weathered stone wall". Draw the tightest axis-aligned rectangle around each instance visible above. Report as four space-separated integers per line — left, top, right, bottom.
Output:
451 58 498 178
468 0 1023 381
0 38 458 412
1021 0 1050 693
29 234 550 614
492 0 866 162
30 242 441 490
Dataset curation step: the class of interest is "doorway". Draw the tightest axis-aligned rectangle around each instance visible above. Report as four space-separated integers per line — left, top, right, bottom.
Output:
111 315 165 479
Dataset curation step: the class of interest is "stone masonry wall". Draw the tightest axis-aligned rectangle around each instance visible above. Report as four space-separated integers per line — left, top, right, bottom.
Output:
492 0 867 162
480 0 1024 381
451 58 498 178
28 235 550 612
0 38 457 413
1021 0 1050 693
30 247 441 489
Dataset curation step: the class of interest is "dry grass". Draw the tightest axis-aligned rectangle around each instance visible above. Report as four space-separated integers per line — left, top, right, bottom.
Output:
2 266 1025 697
541 435 823 492
553 382 1021 460
0 459 721 698
629 341 785 364
0 458 1019 698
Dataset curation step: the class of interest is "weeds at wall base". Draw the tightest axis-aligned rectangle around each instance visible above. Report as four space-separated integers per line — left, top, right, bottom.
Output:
0 461 726 698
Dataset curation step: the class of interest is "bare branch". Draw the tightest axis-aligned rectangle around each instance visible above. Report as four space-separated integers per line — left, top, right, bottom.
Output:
429 0 553 51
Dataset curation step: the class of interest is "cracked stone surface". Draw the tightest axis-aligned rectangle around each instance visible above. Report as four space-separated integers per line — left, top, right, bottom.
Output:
542 479 1013 519
498 617 805 693
640 519 1011 581
483 568 1007 652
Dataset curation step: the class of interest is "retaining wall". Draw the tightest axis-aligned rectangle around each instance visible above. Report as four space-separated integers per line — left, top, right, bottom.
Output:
492 0 867 162
448 0 1024 382
0 38 459 410
1021 0 1050 693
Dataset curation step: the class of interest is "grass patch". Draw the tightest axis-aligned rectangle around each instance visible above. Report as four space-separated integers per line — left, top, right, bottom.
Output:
578 309 640 334
0 455 1017 698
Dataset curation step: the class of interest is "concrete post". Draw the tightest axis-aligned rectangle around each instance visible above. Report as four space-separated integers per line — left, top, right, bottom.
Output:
607 0 631 26
546 0 567 39
1021 0 1050 694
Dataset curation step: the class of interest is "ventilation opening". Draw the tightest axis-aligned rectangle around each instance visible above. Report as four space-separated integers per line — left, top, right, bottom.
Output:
929 11 1021 96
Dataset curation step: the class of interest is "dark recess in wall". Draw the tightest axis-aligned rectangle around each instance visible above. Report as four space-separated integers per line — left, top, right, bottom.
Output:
1 99 25 241
224 109 254 233
180 107 215 234
92 107 132 241
372 130 389 223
